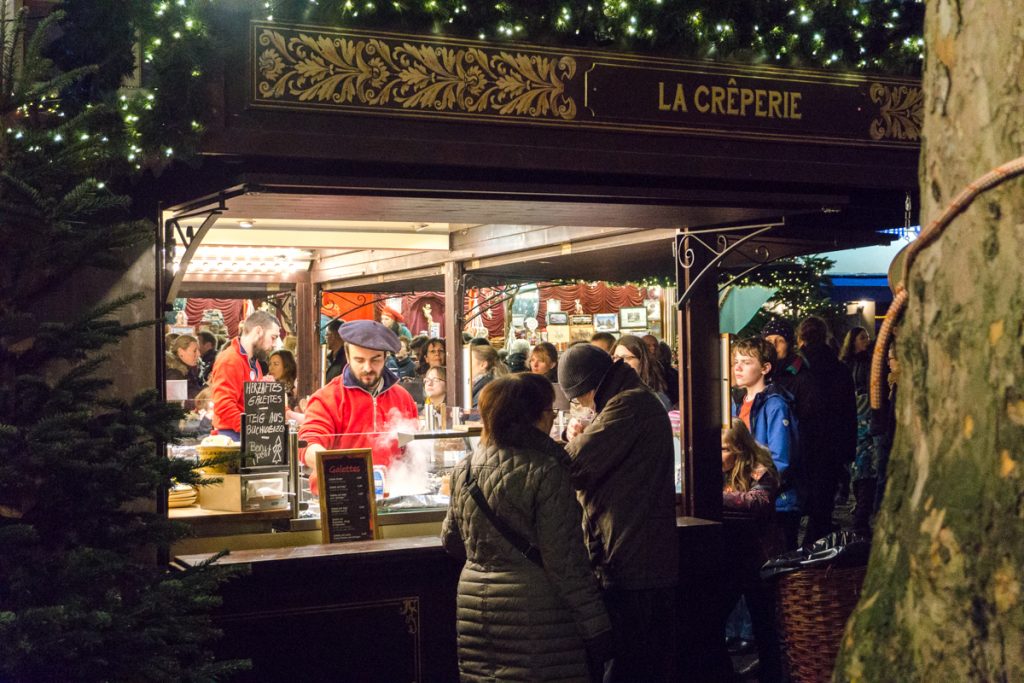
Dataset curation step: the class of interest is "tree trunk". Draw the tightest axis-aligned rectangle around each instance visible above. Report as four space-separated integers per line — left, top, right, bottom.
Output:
835 1 1024 680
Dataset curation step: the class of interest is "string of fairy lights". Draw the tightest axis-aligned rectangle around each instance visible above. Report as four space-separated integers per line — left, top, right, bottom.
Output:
3 1 923 170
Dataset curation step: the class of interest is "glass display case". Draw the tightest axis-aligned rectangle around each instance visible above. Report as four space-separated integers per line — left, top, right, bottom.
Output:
297 428 480 528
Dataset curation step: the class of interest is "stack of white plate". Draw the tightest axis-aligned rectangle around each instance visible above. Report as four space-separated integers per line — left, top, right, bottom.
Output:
168 483 198 508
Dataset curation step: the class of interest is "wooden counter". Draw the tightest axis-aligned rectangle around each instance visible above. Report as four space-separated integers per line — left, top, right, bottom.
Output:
169 505 446 555
173 517 729 682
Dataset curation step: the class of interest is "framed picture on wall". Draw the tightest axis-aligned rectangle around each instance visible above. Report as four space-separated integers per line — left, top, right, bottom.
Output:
594 313 618 332
619 307 648 329
569 314 593 326
546 311 569 325
645 299 662 321
570 326 595 343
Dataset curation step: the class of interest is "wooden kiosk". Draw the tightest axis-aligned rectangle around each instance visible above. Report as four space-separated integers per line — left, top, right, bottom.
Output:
164 10 920 680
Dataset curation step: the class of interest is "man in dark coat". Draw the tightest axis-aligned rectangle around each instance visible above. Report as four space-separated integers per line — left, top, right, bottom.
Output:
796 316 858 546
761 318 824 548
197 330 219 385
559 344 679 682
323 318 346 384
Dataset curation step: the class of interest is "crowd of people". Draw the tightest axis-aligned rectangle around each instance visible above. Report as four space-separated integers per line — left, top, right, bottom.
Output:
443 342 679 682
171 302 896 681
165 313 298 431
721 315 898 680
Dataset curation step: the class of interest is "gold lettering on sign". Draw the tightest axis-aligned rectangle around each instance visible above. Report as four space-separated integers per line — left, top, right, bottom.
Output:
694 85 710 113
660 78 803 120
658 81 688 112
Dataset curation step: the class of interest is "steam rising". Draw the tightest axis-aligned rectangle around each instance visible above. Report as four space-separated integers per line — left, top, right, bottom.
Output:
380 410 432 497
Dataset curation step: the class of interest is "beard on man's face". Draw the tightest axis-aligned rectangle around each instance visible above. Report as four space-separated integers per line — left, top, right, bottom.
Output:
353 367 381 390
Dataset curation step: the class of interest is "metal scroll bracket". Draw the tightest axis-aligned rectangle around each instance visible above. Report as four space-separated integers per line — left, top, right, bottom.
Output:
674 221 784 308
162 197 227 307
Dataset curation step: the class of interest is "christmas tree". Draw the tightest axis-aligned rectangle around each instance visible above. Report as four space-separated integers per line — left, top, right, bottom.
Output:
0 6 241 680
723 255 845 339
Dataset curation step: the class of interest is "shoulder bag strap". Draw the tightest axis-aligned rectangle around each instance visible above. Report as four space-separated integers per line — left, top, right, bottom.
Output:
463 460 544 569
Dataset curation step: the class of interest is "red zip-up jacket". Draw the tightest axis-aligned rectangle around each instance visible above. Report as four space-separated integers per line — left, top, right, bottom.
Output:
300 365 418 472
210 338 264 433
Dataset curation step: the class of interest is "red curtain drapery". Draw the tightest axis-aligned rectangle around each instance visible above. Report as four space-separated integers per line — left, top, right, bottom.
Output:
185 298 246 337
536 283 648 329
324 283 651 341
466 287 507 339
396 293 446 337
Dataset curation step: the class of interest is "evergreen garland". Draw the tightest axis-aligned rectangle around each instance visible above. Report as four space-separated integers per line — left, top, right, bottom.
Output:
0 6 242 680
33 0 924 166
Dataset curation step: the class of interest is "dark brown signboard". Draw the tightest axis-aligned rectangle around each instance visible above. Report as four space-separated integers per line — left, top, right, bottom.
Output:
250 21 922 149
316 449 378 544
243 381 287 468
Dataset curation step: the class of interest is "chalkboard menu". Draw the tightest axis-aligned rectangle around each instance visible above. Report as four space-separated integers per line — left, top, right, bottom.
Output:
316 449 378 544
243 381 287 468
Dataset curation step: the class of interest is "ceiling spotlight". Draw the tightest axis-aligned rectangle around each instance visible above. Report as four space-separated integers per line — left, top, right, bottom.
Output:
238 219 254 229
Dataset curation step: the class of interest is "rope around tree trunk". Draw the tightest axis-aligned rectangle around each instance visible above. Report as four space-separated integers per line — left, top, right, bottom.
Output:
870 155 1024 411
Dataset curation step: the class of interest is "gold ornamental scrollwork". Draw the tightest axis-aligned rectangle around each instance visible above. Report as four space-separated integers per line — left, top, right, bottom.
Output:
256 28 577 120
399 598 419 635
868 83 923 142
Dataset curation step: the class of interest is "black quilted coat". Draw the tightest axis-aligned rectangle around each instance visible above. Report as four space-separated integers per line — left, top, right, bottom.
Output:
442 428 612 682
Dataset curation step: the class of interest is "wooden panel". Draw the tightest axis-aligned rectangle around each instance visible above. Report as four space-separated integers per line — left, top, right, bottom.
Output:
180 521 729 682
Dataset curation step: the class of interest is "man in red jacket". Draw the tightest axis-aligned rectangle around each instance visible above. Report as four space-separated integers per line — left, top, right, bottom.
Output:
209 310 281 441
300 321 418 486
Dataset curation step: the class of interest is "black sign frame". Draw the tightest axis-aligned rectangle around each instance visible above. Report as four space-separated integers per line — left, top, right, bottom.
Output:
243 381 288 468
316 449 379 544
250 21 922 150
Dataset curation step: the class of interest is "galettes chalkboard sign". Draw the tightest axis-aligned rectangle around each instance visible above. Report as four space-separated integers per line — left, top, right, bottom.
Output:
243 381 287 467
316 449 378 544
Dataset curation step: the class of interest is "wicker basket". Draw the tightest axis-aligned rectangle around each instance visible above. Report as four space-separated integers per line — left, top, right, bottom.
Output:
774 564 866 683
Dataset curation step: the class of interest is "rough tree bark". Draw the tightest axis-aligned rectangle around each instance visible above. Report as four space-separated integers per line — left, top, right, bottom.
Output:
835 1 1024 680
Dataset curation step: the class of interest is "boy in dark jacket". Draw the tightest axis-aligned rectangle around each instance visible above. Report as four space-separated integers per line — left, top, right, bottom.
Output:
762 319 824 544
731 337 801 549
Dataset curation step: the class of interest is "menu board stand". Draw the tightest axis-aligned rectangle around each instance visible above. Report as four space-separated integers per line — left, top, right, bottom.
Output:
316 449 378 544
243 381 288 470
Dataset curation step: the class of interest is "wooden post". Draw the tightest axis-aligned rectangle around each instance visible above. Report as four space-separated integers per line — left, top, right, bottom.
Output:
443 261 464 409
677 232 722 521
295 278 319 399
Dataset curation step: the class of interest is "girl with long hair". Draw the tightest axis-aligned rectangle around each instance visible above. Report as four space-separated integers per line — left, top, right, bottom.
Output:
612 334 670 409
528 341 559 382
165 334 203 399
722 419 780 510
721 418 783 682
470 343 509 409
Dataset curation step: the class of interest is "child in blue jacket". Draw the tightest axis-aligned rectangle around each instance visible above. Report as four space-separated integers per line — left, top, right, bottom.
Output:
731 337 801 547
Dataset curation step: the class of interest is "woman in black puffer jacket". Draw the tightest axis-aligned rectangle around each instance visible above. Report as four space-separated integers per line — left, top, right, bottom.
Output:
442 374 613 682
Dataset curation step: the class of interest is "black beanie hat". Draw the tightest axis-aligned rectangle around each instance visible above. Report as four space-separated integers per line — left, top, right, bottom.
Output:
761 318 795 347
557 344 613 399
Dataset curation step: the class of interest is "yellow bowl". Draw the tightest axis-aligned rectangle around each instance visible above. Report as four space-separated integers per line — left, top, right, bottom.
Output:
196 445 242 474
